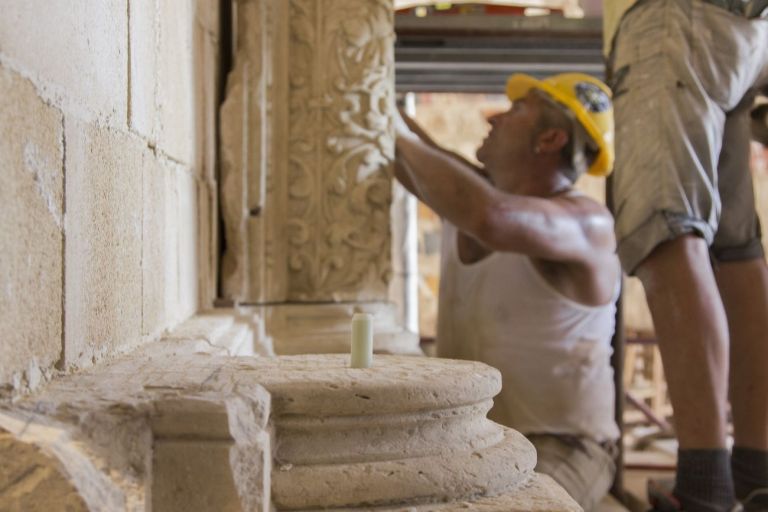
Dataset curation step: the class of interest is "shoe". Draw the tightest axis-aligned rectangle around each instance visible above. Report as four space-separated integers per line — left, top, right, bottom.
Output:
741 488 768 512
646 478 744 512
647 478 682 512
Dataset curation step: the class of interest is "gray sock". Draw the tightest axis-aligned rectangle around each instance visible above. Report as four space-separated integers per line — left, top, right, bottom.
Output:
732 446 768 508
674 449 736 512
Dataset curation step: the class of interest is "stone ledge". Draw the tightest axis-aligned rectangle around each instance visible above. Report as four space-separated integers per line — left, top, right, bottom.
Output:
263 303 420 356
141 309 274 358
272 428 537 510
0 346 274 511
0 319 577 512
317 473 581 512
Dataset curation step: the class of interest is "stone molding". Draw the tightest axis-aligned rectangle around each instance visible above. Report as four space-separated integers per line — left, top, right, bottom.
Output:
263 302 419 355
285 0 395 302
220 0 396 305
0 354 273 511
220 0 272 302
0 320 579 511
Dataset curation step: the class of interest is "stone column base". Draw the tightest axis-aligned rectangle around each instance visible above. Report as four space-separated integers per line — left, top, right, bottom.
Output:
0 333 579 512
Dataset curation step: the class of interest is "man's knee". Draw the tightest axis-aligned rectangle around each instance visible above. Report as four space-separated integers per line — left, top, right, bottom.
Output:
635 234 711 292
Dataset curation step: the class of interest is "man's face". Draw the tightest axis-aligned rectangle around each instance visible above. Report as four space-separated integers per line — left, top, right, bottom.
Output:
476 90 543 180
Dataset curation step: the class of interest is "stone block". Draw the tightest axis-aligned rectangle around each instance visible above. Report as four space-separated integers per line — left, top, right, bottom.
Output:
0 65 63 389
150 393 272 512
163 162 181 325
177 168 199 321
197 179 218 308
156 0 195 164
194 0 221 184
0 412 132 510
0 429 88 512
64 120 143 367
129 0 158 141
144 165 218 339
142 154 167 338
0 0 127 126
195 0 220 37
152 434 269 512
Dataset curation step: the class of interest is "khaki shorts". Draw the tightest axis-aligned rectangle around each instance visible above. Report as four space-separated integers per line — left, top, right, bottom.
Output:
528 433 617 512
609 0 768 274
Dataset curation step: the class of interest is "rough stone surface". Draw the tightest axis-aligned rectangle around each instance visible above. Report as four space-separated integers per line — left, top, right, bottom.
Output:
272 428 535 510
1 331 577 512
0 65 63 390
0 0 127 126
142 153 168 338
156 0 195 164
193 0 220 184
176 169 199 320
152 422 271 512
142 156 202 339
156 311 264 356
197 178 218 310
193 0 221 311
3 352 273 511
0 428 88 512
153 440 242 512
163 161 181 324
151 394 272 512
265 302 420 355
129 0 159 141
364 473 581 512
64 120 144 368
0 412 135 511
249 355 500 418
219 0 272 303
274 399 500 465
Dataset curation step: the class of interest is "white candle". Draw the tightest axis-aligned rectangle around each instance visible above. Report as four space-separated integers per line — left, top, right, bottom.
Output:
350 313 373 368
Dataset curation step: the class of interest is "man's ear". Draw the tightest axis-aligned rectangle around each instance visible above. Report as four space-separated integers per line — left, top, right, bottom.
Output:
535 128 569 155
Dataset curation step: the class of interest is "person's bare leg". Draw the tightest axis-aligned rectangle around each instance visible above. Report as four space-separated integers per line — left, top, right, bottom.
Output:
715 258 768 450
638 235 736 511
716 258 768 507
637 235 730 448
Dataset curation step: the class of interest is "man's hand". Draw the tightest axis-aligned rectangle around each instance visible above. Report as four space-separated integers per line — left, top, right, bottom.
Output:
394 109 420 142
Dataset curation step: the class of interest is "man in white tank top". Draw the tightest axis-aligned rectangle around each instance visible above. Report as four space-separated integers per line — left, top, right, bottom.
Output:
394 73 621 511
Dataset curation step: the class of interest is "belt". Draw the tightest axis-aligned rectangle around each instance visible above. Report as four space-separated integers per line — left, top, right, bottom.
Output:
527 433 621 460
702 0 768 18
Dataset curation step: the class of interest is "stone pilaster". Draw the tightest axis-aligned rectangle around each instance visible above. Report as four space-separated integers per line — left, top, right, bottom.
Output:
219 0 418 354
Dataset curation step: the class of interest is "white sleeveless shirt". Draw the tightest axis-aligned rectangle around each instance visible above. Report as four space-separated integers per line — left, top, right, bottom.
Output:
436 223 620 442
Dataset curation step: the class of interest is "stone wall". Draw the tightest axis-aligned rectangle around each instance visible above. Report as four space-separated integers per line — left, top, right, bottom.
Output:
0 0 221 395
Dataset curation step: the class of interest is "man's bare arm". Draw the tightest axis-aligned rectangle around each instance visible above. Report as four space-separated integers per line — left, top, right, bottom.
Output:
395 136 615 263
394 157 423 200
395 108 486 178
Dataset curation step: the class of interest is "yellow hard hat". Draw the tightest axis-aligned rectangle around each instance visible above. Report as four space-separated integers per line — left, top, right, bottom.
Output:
506 73 615 177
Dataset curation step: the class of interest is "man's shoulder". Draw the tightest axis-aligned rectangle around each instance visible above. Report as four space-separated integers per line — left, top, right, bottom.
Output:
552 192 617 253
553 191 614 219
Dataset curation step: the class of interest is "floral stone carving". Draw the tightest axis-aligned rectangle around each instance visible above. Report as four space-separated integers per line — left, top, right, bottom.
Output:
286 0 395 301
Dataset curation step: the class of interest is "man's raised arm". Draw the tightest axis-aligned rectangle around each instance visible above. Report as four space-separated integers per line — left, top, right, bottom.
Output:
395 134 615 264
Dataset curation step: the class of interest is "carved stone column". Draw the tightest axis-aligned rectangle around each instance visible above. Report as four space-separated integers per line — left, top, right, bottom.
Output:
220 0 418 354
